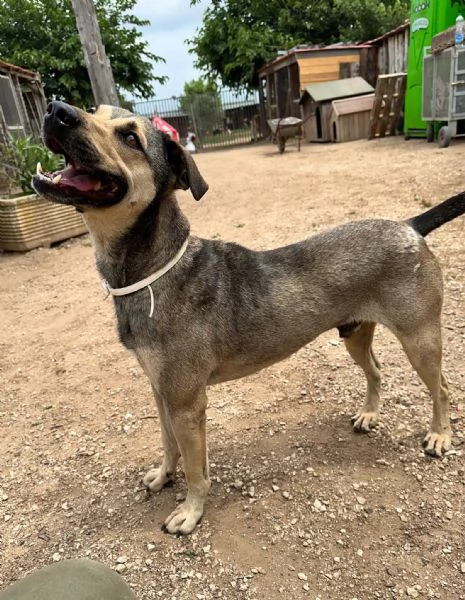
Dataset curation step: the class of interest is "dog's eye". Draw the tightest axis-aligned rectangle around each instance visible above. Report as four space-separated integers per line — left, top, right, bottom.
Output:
121 131 141 149
86 106 96 114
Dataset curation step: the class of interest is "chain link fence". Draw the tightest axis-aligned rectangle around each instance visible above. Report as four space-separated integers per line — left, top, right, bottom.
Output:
133 90 263 150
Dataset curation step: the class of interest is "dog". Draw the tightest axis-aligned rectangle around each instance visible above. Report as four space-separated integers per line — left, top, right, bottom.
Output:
32 101 465 536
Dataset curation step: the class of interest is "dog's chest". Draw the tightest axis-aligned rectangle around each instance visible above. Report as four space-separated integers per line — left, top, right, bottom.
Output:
114 296 159 350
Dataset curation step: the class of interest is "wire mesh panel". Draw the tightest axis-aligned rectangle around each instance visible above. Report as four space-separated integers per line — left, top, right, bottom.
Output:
133 90 261 150
422 54 434 120
453 49 465 117
434 50 452 120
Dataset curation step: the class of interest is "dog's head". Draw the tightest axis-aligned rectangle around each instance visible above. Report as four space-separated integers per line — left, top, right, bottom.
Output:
32 101 208 212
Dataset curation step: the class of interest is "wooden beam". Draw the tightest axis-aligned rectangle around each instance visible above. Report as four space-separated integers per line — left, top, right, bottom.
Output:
71 0 119 106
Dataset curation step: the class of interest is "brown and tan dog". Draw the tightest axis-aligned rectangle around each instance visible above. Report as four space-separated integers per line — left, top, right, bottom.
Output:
33 101 465 535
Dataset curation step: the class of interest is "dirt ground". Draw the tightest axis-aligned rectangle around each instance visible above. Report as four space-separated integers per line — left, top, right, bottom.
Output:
1 136 465 600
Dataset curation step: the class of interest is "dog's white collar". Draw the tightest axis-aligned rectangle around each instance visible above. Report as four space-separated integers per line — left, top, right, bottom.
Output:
102 237 189 317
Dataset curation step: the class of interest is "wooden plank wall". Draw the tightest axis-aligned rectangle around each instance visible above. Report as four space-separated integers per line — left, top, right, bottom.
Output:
297 53 361 88
377 27 409 75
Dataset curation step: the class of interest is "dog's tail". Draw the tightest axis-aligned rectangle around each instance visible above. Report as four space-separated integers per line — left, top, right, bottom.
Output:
407 191 465 237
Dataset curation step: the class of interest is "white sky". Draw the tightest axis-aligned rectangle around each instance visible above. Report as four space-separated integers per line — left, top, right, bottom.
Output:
133 0 210 100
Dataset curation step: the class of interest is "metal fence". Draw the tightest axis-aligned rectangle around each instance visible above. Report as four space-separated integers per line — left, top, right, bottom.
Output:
133 89 263 150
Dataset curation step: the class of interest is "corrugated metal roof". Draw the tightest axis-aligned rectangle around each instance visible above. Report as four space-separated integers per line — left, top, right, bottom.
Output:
331 93 375 116
300 77 374 103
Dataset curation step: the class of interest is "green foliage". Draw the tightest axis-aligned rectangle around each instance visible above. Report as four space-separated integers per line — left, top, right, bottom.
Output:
0 0 166 107
336 0 409 41
189 0 409 89
1 136 63 195
179 79 224 137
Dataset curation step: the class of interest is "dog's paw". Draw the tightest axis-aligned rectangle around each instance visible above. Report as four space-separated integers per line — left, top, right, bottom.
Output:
143 467 175 492
422 431 451 457
351 411 378 433
161 499 203 536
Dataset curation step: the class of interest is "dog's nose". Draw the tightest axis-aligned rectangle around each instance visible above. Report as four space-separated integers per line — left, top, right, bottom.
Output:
46 101 81 128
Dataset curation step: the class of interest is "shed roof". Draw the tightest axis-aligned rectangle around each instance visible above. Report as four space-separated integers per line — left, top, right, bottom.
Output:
331 93 375 116
365 20 409 45
300 77 374 104
258 45 370 77
0 59 40 80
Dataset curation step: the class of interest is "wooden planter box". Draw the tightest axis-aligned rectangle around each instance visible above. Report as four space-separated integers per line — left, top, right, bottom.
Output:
0 194 87 252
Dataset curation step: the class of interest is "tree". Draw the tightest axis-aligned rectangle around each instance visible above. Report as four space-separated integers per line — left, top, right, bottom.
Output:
0 0 166 107
189 0 408 90
336 0 409 42
179 79 223 136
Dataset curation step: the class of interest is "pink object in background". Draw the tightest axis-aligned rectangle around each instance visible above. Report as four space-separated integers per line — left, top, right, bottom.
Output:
151 116 180 143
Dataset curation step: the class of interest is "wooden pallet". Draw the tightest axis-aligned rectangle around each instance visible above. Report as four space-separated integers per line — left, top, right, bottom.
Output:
368 73 407 139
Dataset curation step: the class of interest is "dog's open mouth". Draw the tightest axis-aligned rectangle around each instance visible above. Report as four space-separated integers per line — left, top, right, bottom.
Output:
32 140 127 208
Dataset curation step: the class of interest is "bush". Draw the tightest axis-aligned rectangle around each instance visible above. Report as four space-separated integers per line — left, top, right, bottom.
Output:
0 136 63 196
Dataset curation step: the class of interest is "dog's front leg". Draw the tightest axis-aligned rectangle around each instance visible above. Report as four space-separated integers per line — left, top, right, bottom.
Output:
143 387 181 491
161 390 211 536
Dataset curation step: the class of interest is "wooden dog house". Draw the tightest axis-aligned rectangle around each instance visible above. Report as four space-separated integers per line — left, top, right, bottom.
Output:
329 93 375 142
299 77 374 142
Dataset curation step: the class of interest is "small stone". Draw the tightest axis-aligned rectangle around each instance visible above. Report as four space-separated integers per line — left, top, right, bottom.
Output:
356 496 366 505
147 543 156 552
282 491 291 499
271 484 280 492
313 498 325 512
356 549 363 557
116 556 128 564
114 564 126 574
297 572 308 581
52 552 61 562
406 587 419 598
203 545 211 554
461 562 465 574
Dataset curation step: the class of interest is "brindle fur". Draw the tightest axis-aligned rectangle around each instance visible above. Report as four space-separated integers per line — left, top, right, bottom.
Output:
33 101 465 536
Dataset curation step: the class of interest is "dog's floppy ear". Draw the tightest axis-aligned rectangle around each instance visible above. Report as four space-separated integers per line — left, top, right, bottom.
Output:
164 137 208 201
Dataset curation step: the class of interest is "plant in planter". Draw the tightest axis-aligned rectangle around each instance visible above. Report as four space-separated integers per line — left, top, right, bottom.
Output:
0 136 87 251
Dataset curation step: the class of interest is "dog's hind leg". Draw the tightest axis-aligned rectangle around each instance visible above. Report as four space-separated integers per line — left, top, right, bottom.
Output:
343 322 382 432
162 389 211 536
143 387 181 492
396 322 451 457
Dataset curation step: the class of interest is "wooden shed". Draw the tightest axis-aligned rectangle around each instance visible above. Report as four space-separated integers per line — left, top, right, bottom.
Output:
257 45 372 122
0 59 46 141
299 77 374 142
367 21 409 78
329 93 375 142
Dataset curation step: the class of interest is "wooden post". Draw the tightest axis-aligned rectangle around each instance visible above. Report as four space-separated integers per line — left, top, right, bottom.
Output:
70 0 119 106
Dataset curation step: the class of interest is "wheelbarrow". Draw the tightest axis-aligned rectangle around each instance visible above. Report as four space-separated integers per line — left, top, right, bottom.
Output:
268 116 303 153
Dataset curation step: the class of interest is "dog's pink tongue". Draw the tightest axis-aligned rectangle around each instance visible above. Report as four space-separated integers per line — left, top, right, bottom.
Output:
60 172 99 192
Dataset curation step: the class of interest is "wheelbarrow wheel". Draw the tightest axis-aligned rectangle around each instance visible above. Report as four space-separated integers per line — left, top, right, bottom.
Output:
438 125 451 148
278 137 286 153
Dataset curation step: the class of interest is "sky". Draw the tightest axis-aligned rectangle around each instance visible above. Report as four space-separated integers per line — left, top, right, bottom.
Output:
132 0 210 100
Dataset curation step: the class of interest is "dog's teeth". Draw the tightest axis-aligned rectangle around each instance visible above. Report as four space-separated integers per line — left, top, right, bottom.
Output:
94 181 102 191
36 162 43 175
52 174 62 184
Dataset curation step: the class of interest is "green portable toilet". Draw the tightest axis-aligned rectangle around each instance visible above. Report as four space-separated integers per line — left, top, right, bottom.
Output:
404 0 463 138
